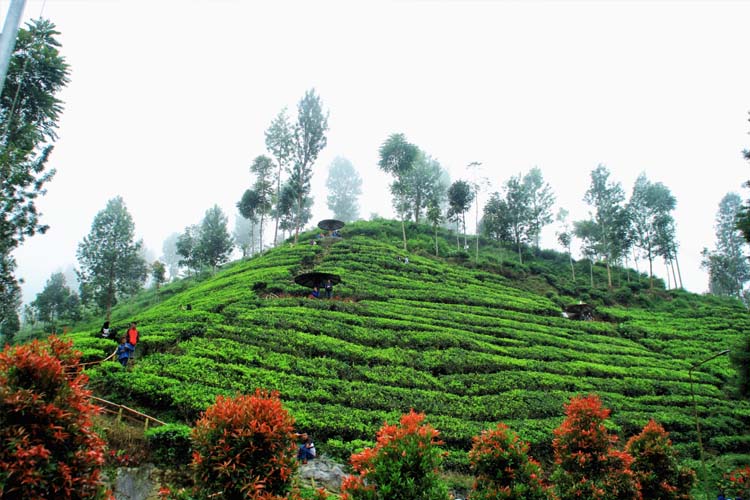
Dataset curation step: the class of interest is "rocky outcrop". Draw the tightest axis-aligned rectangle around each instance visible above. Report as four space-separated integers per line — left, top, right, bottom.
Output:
112 464 160 500
297 456 347 493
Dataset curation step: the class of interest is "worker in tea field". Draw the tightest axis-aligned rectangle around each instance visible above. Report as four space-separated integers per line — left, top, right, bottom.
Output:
324 279 334 299
309 286 320 299
296 433 316 464
116 336 134 368
99 321 112 339
126 322 140 360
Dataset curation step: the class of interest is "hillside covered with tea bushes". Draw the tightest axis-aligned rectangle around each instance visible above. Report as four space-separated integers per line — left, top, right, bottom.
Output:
70 221 750 468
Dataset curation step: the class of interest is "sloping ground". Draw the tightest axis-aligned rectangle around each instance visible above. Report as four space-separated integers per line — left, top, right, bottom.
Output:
72 226 750 467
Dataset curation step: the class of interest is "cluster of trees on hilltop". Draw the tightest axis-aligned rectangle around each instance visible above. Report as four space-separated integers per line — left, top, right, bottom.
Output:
238 90 329 250
375 132 683 293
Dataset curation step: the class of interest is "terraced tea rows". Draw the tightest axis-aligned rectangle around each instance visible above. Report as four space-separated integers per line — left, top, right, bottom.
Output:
73 225 750 467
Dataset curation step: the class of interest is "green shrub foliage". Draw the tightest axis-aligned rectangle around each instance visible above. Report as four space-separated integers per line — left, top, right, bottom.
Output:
341 410 449 500
719 465 750 499
468 422 553 500
625 419 694 499
0 336 109 499
145 423 193 467
190 389 297 499
551 394 640 500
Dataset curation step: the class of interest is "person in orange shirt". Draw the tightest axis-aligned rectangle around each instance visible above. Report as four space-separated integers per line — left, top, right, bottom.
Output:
125 322 139 361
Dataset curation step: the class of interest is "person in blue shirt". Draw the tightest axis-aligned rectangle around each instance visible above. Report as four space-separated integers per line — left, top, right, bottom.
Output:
116 336 134 368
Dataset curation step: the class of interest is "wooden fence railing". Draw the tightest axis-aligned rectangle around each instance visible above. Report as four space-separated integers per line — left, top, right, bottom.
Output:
91 395 166 431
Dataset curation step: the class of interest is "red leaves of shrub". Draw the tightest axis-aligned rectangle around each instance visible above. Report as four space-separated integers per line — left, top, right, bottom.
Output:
0 336 109 499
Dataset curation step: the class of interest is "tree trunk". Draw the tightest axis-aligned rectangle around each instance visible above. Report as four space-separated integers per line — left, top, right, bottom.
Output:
462 211 468 249
414 193 421 225
589 259 594 288
259 215 264 252
568 251 576 281
675 254 684 289
401 218 407 251
273 164 282 246
517 239 523 265
251 222 256 255
665 260 671 289
294 192 303 244
648 252 654 290
670 259 678 289
475 193 480 264
606 259 612 289
456 221 460 251
106 267 115 322
434 226 439 256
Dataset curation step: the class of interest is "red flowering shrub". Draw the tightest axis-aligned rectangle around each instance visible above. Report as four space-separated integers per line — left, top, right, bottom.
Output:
190 389 298 499
625 419 694 499
0 336 110 499
551 394 640 500
340 409 449 500
720 465 750 499
468 422 553 500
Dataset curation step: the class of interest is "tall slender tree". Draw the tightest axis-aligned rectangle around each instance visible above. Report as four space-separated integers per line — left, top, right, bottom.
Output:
556 208 576 281
265 108 294 247
447 180 475 250
248 155 274 250
31 272 80 328
76 197 148 321
524 167 556 248
237 188 260 254
628 173 677 289
378 133 419 250
482 192 513 244
197 205 234 270
233 214 258 258
161 232 181 280
399 152 447 225
1 19 69 335
325 156 362 222
290 89 328 243
581 165 627 288
701 193 750 301
467 161 489 264
504 174 531 264
176 224 200 275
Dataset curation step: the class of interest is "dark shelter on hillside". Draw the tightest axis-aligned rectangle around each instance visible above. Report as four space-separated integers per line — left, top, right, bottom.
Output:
294 272 341 295
317 219 344 238
564 302 595 321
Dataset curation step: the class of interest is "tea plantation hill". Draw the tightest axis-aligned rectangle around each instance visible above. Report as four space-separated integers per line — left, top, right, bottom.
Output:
70 220 750 469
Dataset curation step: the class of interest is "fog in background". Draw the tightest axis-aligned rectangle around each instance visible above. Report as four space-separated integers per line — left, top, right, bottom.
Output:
8 0 750 303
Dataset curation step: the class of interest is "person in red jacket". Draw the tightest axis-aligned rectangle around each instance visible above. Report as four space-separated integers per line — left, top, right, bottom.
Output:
126 322 139 360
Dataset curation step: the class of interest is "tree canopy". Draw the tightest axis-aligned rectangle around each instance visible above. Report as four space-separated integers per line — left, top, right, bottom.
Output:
290 89 328 242
0 19 69 338
326 156 362 222
701 192 750 302
76 197 148 321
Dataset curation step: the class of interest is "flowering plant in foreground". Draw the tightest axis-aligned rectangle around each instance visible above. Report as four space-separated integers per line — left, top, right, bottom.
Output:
469 422 554 500
341 409 449 500
0 336 110 499
551 394 641 500
191 389 298 499
625 419 694 499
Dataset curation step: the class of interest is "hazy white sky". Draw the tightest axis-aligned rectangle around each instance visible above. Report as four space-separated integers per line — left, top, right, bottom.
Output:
7 0 750 303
